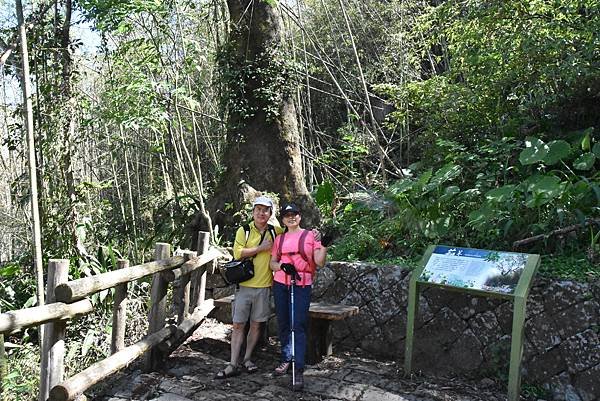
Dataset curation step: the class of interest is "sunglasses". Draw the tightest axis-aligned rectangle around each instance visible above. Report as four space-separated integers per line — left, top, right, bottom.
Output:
282 212 299 218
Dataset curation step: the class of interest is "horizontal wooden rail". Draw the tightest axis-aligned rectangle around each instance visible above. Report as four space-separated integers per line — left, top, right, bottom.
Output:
54 255 186 303
49 325 176 401
0 299 92 336
160 247 222 282
158 299 215 355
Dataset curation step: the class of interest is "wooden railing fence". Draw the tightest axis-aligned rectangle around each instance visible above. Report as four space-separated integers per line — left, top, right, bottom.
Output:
0 231 224 401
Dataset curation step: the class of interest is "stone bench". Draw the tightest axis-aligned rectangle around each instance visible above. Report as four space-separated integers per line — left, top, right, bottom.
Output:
213 295 359 364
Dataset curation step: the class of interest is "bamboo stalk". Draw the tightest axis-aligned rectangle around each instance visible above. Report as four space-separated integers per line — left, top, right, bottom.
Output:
15 0 45 343
119 124 139 260
0 306 6 394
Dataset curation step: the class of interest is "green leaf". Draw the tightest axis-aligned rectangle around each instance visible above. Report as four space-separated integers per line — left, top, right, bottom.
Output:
485 185 516 202
468 205 494 228
593 142 600 158
99 289 109 304
389 179 415 196
0 264 20 277
543 140 571 165
519 137 548 165
573 153 596 170
527 175 562 193
440 185 460 201
23 295 36 308
503 219 514 237
581 129 592 151
315 181 335 207
82 330 96 357
525 175 564 207
415 169 433 190
426 164 462 191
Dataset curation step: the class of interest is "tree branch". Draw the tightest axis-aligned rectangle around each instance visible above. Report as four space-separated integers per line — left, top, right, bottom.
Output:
0 1 54 68
512 219 600 248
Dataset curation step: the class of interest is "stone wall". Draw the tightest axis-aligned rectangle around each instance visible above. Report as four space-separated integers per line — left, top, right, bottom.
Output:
311 262 599 401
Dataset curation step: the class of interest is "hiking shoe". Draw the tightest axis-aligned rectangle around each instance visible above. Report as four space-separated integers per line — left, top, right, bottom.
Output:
215 363 240 380
291 370 304 391
243 360 259 373
274 361 290 375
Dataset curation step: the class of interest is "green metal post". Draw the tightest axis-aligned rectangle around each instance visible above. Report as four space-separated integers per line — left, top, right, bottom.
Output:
404 277 419 375
508 295 526 401
404 244 434 375
507 254 539 401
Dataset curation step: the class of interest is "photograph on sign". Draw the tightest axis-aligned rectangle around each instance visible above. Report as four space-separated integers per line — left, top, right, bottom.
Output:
419 245 528 294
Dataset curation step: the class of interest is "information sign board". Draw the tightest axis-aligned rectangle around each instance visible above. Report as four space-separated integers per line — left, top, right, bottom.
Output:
419 245 528 295
404 244 540 401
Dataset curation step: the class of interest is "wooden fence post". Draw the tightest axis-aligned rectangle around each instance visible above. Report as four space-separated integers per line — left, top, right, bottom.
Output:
39 259 69 401
177 251 196 324
111 260 129 354
191 231 209 308
144 243 170 371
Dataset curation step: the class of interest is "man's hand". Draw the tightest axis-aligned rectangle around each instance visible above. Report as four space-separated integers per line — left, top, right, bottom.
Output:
280 263 297 275
258 237 273 252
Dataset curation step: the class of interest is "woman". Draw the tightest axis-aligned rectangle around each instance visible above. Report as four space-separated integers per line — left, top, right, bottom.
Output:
270 202 328 391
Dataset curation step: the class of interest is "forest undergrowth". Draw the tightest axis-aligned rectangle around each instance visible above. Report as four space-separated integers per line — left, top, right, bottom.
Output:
1 0 599 399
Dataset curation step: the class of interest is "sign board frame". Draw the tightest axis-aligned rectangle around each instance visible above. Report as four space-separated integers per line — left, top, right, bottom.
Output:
404 244 540 401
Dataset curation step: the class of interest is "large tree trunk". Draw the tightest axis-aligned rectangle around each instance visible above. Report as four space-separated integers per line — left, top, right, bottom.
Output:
201 0 319 233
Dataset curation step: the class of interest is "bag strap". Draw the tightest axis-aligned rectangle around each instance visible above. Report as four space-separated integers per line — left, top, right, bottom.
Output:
276 229 314 273
267 224 277 242
245 223 275 245
243 224 251 245
277 232 286 261
297 229 310 265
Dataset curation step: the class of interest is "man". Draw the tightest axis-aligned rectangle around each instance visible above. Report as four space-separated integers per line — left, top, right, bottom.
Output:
215 195 281 379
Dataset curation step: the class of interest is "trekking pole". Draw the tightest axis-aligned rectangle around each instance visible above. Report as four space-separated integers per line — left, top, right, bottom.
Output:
290 273 296 390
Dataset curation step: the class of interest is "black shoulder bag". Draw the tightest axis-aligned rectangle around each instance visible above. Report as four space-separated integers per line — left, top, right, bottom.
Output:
220 224 275 285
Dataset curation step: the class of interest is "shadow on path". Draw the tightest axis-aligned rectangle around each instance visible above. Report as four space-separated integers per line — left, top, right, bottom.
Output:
89 319 507 401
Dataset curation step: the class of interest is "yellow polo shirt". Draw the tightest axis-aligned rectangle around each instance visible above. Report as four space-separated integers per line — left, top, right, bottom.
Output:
233 221 283 288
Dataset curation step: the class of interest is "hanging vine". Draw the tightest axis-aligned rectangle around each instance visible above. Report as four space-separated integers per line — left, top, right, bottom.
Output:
216 43 299 127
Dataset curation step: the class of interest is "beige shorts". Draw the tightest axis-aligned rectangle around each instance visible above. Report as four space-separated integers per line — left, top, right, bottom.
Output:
232 286 271 323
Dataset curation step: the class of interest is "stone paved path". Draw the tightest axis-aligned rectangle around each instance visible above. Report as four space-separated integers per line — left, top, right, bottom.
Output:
89 319 509 401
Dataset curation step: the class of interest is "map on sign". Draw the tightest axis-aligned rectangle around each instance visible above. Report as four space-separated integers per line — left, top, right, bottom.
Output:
419 245 528 294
